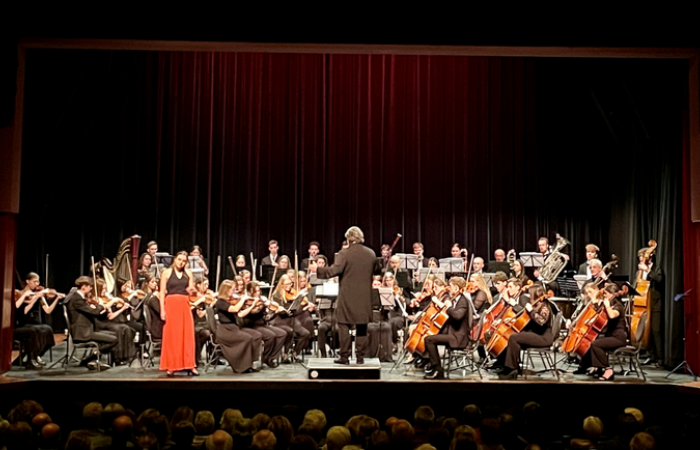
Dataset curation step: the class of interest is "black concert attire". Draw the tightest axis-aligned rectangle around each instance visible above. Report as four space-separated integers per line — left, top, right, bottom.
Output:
578 261 591 278
367 290 394 362
95 301 136 363
193 306 217 365
239 306 287 366
13 294 55 362
471 289 490 314
642 263 664 362
66 290 118 360
501 300 555 371
214 299 262 373
271 291 311 356
317 243 380 362
580 298 627 368
145 294 164 340
424 293 471 373
487 261 511 274
311 274 339 358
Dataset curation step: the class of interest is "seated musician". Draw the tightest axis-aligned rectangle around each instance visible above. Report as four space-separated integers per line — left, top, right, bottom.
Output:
423 277 471 379
379 244 392 268
143 275 164 341
270 274 311 361
511 259 530 285
496 285 555 380
118 280 146 347
294 270 316 353
503 278 530 312
578 244 600 278
588 259 608 283
13 272 60 369
367 276 394 362
234 255 250 274
137 253 154 286
214 280 262 373
406 277 449 368
487 249 510 274
240 281 286 368
94 280 136 365
382 272 408 351
450 243 463 258
189 245 209 277
66 276 117 370
413 242 428 267
191 277 217 366
573 283 626 381
469 273 492 314
239 270 252 285
146 240 167 273
472 257 485 275
491 272 509 303
309 256 339 358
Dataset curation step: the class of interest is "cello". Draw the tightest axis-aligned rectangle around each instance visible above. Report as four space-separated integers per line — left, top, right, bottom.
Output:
561 288 609 357
480 280 533 344
485 286 549 357
630 240 657 348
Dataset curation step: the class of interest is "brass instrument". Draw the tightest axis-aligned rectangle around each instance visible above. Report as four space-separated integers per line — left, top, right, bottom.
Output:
537 234 570 283
507 249 516 273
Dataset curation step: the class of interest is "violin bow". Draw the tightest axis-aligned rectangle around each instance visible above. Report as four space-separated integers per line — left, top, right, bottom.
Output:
228 256 238 278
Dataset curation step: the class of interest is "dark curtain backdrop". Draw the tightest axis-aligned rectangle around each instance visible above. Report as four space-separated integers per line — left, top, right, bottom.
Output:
18 50 685 365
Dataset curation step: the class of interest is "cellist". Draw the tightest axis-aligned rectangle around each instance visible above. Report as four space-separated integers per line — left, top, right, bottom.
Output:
496 285 555 380
423 277 471 380
572 283 627 381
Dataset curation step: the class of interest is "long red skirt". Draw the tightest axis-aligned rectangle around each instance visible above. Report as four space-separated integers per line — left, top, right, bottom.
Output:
159 294 196 372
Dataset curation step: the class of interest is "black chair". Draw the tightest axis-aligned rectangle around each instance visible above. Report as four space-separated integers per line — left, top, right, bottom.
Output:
609 318 647 381
445 311 485 379
51 303 102 371
141 306 162 369
523 312 564 380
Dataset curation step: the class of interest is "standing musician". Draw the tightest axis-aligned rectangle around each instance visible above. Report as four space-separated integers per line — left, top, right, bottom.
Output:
637 247 664 365
301 241 321 271
13 272 60 369
261 240 281 267
309 226 379 365
423 277 472 380
578 244 600 278
214 280 262 373
572 283 627 380
240 281 286 368
496 285 555 380
65 276 117 370
270 274 311 361
159 251 199 377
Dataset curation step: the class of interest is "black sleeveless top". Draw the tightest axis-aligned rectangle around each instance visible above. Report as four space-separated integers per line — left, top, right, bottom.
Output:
166 269 189 295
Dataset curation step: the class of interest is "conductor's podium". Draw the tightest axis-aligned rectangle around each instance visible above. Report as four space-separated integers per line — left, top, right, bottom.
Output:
306 358 382 380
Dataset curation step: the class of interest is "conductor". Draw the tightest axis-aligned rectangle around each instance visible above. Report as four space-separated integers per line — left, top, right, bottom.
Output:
309 226 378 365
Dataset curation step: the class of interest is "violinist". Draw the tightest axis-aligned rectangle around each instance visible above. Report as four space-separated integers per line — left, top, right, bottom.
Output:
409 274 436 316
94 280 136 365
192 277 217 366
65 276 117 370
383 272 408 350
496 285 555 380
270 274 311 361
572 283 626 380
13 272 59 369
214 280 262 373
310 256 339 358
424 277 472 379
118 280 146 347
239 281 286 368
296 271 316 352
239 270 252 285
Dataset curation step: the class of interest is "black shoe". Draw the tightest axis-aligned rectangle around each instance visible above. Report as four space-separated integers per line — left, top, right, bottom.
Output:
424 363 435 374
243 367 261 373
424 369 445 380
587 367 603 377
573 366 589 375
493 366 507 375
333 358 350 365
355 357 364 365
599 367 615 381
498 369 518 380
25 360 43 370
267 360 279 369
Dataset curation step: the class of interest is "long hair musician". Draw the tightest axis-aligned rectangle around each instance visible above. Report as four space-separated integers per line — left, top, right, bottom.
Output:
214 280 262 374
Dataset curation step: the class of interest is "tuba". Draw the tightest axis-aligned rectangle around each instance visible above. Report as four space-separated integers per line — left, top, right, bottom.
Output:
537 234 570 283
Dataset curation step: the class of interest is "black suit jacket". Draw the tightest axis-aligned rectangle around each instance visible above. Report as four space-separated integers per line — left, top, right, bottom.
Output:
641 264 664 311
444 293 471 349
578 262 590 277
317 243 379 324
66 290 106 341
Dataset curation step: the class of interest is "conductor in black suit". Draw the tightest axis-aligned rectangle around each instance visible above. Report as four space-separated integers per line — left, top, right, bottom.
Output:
309 226 379 365
66 276 118 370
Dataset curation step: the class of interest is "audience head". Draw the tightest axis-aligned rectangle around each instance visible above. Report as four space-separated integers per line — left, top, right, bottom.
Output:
390 419 414 449
39 422 61 449
479 418 501 446
252 429 278 450
111 415 134 444
171 405 194 430
65 430 92 450
414 406 435 430
220 408 244 432
102 402 125 430
195 411 216 436
630 431 655 450
625 407 645 425
8 399 44 423
325 426 351 450
268 416 294 450
172 421 196 447
252 413 271 432
583 416 603 441
290 434 318 450
149 414 170 448
462 405 482 428
206 429 234 450
82 402 103 430
5 421 32 450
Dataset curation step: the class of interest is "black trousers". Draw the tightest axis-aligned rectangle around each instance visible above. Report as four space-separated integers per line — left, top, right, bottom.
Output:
317 310 338 358
581 336 627 368
195 328 212 363
247 325 286 364
503 331 553 370
337 323 367 360
275 322 311 354
425 333 459 371
78 331 118 360
389 315 405 344
649 306 663 362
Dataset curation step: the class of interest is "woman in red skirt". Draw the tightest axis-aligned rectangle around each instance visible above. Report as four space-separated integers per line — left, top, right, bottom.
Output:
159 251 198 376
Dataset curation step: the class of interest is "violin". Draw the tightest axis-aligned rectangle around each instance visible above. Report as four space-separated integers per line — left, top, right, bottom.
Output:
465 281 479 294
85 292 101 307
189 290 217 309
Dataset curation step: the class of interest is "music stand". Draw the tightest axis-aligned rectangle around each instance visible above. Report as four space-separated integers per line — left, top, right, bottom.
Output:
482 273 496 287
439 258 464 272
573 275 590 293
396 271 411 290
520 252 546 268
154 252 173 268
396 253 420 271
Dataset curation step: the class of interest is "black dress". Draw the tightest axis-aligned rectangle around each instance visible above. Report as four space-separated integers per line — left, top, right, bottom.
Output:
13 298 55 359
582 298 627 368
215 299 262 373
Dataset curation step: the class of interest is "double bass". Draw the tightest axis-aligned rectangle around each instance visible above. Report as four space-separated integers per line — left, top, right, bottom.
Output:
630 240 656 347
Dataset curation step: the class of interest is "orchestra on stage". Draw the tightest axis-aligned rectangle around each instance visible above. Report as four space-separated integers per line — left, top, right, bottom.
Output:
12 232 663 381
